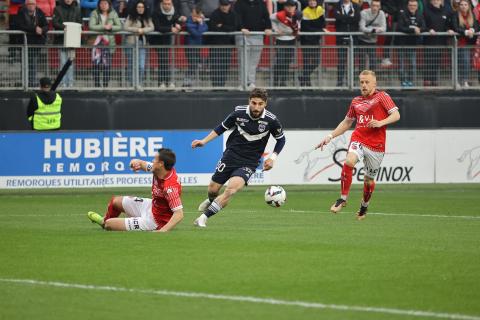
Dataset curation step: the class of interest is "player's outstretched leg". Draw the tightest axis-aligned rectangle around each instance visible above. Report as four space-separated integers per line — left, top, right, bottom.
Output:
331 163 354 213
198 190 219 211
357 178 375 220
104 196 122 222
195 183 222 227
87 211 105 228
194 177 244 228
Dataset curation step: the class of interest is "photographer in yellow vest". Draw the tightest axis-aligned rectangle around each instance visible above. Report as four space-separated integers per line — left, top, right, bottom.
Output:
27 77 63 130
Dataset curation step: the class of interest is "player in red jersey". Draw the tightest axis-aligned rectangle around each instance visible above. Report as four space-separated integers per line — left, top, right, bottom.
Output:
316 70 400 220
87 148 184 232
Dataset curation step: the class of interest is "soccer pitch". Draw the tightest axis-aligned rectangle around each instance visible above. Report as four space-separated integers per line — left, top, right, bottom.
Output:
0 184 479 320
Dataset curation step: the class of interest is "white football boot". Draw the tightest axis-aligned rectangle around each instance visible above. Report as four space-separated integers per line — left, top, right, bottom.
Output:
194 214 208 228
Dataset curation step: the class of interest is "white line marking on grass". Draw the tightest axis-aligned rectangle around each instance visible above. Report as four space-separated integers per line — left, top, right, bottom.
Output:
2 211 480 220
1 278 479 320
285 209 480 220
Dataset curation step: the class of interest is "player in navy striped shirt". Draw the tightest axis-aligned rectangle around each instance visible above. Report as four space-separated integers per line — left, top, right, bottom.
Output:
191 88 286 228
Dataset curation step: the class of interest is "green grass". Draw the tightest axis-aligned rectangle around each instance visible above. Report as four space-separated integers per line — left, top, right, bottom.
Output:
0 184 479 320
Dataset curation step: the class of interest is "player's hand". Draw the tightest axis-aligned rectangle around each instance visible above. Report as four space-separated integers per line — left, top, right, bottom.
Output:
367 119 382 128
316 134 332 151
129 159 142 172
191 139 205 148
263 158 274 171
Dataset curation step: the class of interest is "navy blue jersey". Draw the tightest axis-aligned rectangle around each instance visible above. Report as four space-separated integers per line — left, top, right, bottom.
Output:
217 105 285 167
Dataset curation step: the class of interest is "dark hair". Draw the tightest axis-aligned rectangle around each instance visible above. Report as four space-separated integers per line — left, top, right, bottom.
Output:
249 88 268 102
39 77 52 88
158 148 176 170
192 5 203 15
97 0 112 12
127 0 151 23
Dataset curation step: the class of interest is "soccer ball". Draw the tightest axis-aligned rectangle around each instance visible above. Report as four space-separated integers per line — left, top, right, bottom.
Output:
265 186 287 207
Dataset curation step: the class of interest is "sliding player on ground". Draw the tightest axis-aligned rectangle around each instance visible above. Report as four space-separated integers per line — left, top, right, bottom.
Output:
87 148 184 232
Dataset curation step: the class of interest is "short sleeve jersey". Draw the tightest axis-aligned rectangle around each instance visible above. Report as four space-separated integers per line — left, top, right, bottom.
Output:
219 105 285 167
151 168 183 228
346 90 398 152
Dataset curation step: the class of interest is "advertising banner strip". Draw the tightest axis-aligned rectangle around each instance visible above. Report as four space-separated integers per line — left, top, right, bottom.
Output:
1 130 479 188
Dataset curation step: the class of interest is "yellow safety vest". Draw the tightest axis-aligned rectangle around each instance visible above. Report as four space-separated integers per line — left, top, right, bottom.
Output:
32 93 62 130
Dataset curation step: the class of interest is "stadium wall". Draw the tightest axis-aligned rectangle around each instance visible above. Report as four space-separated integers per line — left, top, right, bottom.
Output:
1 91 480 130
0 129 479 188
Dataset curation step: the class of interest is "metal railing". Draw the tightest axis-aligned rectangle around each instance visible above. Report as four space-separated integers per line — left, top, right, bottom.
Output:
0 30 478 91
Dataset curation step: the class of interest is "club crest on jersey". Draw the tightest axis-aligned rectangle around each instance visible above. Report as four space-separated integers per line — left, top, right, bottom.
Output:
258 124 266 132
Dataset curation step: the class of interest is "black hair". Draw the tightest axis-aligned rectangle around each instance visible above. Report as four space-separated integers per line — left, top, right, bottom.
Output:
158 148 176 170
127 0 151 23
97 0 112 12
249 88 268 102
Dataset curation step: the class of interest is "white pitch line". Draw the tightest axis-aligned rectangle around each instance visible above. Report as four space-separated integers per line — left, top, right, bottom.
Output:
285 209 480 220
0 278 479 320
1 211 479 220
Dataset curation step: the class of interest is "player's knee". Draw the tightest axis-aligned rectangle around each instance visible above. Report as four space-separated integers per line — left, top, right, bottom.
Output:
344 159 356 167
112 196 123 211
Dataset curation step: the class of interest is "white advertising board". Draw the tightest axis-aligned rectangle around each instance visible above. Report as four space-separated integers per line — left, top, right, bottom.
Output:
434 130 480 183
255 130 436 185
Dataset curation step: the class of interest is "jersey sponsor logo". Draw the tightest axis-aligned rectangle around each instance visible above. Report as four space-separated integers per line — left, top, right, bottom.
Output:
236 118 249 123
358 114 374 125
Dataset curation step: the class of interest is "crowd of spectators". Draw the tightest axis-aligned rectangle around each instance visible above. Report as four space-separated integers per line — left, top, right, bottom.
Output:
1 0 480 88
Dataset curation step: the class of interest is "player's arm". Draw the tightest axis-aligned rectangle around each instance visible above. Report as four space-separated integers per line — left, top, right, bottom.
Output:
264 121 286 171
129 159 153 172
263 136 286 171
367 109 400 128
191 130 219 148
156 209 184 232
191 112 236 148
316 117 355 151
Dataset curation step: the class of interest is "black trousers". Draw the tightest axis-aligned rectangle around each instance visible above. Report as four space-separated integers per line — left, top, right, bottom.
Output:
273 39 296 86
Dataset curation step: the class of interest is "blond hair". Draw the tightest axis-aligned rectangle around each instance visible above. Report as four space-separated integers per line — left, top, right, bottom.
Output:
360 70 376 78
458 0 474 28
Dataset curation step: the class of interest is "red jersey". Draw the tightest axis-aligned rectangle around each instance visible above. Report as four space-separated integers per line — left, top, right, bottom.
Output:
151 168 183 229
346 90 398 152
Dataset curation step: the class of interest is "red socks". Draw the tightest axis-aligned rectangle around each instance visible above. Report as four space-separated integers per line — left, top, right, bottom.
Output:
104 196 121 222
362 180 376 205
341 163 353 199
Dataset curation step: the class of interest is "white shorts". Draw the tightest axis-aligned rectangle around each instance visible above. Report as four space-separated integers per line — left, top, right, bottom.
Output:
122 196 158 231
348 141 385 179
